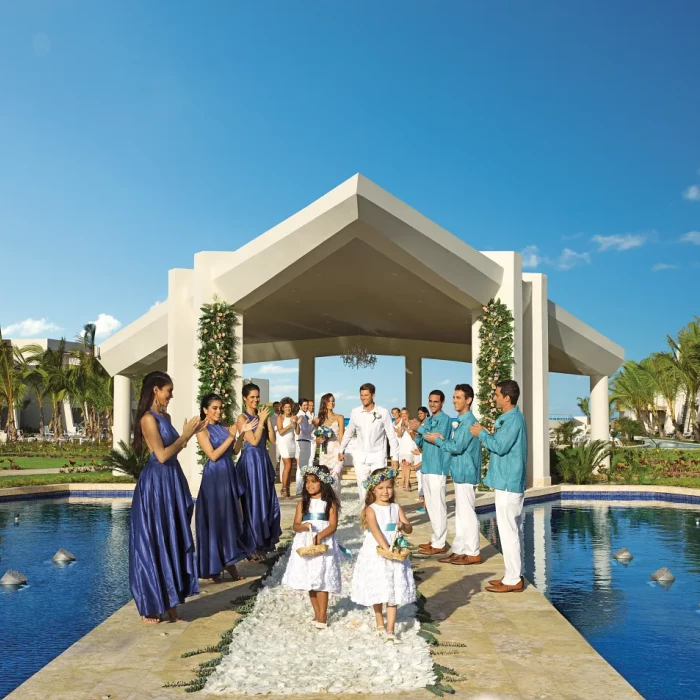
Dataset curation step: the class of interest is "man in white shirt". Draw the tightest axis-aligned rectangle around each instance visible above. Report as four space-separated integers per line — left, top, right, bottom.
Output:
295 398 314 495
338 383 400 502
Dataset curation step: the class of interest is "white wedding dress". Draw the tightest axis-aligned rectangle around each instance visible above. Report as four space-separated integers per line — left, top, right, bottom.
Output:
351 502 416 607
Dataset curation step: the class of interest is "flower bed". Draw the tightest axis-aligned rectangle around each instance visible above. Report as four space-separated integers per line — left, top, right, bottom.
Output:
0 442 111 458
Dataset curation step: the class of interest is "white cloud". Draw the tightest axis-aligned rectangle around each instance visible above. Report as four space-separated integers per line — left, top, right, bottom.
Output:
91 313 122 338
651 263 677 272
150 301 162 310
555 248 591 270
1 317 62 338
521 245 540 269
681 231 700 245
270 383 298 395
258 363 299 375
591 234 647 251
683 185 700 201
438 379 451 386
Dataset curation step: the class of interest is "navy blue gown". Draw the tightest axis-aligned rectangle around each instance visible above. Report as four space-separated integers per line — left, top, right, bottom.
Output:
196 423 254 578
129 411 199 617
237 412 282 553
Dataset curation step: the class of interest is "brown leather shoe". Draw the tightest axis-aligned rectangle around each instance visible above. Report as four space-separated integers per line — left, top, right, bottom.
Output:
418 542 433 549
437 553 460 563
452 554 482 565
419 546 448 556
488 578 503 586
485 576 525 593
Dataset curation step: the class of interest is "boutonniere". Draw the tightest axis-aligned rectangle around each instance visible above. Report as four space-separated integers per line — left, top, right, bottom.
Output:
372 411 379 423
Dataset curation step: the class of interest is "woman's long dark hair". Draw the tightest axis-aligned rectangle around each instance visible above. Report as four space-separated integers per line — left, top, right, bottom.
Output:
316 393 334 428
200 393 223 420
301 466 341 519
133 371 173 454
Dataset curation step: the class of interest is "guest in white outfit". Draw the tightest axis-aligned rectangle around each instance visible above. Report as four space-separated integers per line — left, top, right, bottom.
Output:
337 383 399 502
295 398 314 495
424 384 482 565
414 406 429 513
282 465 341 628
314 393 345 500
276 397 299 499
351 467 416 643
410 391 452 556
307 399 315 421
470 380 528 593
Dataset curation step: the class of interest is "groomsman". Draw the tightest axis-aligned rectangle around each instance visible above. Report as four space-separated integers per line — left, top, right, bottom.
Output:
411 390 452 556
470 380 528 593
424 383 482 565
338 383 399 502
295 398 314 495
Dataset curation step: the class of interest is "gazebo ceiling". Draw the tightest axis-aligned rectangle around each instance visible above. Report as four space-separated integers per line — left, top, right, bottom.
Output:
242 237 473 345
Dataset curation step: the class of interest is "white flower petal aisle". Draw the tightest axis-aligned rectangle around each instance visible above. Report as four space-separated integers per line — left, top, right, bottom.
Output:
204 492 436 695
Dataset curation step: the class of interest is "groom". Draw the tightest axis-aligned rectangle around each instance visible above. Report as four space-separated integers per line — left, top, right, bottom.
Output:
338 383 400 502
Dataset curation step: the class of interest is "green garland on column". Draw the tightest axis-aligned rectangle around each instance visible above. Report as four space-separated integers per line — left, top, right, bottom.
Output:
196 298 240 425
476 298 515 431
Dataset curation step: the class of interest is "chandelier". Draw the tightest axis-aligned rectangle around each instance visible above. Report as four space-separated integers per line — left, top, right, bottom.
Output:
341 343 377 370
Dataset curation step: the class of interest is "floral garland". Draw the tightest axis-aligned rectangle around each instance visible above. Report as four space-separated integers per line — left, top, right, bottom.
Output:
196 298 239 425
476 298 514 431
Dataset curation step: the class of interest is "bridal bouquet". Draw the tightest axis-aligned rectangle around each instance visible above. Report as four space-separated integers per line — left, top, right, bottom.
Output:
313 425 334 453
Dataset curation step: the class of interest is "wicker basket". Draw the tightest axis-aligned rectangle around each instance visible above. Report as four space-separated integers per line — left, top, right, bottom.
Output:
376 546 410 561
296 529 329 557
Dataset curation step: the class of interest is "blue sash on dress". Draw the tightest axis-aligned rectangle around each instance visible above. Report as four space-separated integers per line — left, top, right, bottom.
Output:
301 512 352 558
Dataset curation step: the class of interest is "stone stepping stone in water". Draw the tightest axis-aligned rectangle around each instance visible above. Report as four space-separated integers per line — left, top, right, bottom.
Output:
0 570 27 586
52 549 77 563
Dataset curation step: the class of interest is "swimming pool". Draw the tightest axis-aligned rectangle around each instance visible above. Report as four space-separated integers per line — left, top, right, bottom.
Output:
0 499 132 698
480 501 700 700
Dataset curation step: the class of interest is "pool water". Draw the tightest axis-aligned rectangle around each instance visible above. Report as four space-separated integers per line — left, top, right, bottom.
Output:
480 502 700 700
0 500 131 698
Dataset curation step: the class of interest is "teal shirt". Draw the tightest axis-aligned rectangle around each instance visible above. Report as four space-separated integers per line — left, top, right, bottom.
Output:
479 406 528 493
414 411 452 476
434 410 481 485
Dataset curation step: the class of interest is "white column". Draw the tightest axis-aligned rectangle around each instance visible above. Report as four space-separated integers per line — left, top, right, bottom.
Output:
523 273 551 487
112 375 132 475
13 407 21 433
590 374 611 470
298 355 315 402
167 267 198 491
62 398 75 435
532 506 548 594
471 310 482 420
405 356 422 412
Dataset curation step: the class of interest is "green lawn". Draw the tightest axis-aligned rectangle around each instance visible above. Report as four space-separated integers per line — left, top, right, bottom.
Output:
0 472 135 488
0 456 101 470
641 477 700 489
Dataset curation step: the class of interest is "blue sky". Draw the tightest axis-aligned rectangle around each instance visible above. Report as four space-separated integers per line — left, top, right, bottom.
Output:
1 1 699 417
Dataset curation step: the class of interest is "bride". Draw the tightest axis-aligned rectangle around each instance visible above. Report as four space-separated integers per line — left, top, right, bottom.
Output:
314 393 345 499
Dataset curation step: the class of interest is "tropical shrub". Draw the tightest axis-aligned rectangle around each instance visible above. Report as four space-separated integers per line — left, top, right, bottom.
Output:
102 440 149 479
552 440 611 485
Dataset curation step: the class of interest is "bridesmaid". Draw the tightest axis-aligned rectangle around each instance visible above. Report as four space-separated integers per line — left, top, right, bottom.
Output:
129 371 205 624
236 383 281 560
314 393 345 500
196 394 258 583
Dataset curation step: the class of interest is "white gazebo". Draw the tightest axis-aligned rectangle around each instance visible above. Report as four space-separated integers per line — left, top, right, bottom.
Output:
98 174 624 494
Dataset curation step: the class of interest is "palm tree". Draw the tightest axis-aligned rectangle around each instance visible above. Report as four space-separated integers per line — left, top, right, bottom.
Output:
609 360 658 434
667 319 700 440
25 366 49 437
648 351 683 434
0 329 41 440
40 339 71 439
576 396 590 421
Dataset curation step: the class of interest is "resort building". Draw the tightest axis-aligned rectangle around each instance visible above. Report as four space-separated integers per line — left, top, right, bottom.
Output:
97 174 625 494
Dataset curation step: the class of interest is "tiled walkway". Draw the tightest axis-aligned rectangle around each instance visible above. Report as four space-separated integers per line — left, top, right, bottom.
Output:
7 484 640 700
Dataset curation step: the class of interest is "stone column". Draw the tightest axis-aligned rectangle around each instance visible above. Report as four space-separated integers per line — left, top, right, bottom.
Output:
523 273 551 487
112 374 132 476
298 355 315 402
405 356 422 412
590 374 611 470
62 398 75 435
471 310 482 420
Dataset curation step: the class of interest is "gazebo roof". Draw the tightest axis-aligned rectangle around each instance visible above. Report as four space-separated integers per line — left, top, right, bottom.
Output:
98 174 624 378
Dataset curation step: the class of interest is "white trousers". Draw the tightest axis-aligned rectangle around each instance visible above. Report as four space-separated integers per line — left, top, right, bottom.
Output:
353 452 387 503
452 483 480 556
422 473 447 548
295 441 314 494
416 469 423 496
495 489 525 585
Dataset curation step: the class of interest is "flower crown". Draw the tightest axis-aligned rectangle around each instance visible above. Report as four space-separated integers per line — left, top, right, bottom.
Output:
301 465 335 485
362 467 398 491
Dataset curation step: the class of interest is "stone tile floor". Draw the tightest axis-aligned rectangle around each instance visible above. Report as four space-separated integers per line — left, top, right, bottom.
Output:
7 484 641 700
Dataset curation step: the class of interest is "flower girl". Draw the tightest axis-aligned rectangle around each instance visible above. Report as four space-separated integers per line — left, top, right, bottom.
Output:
282 465 342 628
351 467 416 643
